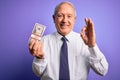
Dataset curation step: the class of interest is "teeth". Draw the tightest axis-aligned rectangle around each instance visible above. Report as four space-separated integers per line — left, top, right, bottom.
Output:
61 24 68 26
61 25 67 27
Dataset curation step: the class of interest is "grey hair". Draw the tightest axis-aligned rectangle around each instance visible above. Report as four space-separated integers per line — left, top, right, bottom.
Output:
54 1 77 16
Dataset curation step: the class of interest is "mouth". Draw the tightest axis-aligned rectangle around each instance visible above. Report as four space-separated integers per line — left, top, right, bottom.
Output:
60 24 69 28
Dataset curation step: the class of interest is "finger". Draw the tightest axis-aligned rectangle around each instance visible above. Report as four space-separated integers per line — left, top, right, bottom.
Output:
85 18 89 25
32 40 39 54
80 32 85 38
38 42 44 52
85 18 93 31
29 39 36 50
37 42 44 58
32 40 41 56
33 40 39 51
87 18 94 30
81 27 87 39
81 27 87 32
90 18 94 30
80 32 88 44
81 27 87 35
41 42 44 52
37 42 41 52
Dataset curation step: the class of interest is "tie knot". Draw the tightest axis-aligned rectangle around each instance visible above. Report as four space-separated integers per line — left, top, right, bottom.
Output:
61 37 67 42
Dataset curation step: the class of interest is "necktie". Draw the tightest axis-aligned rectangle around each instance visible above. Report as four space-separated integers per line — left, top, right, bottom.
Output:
59 37 70 80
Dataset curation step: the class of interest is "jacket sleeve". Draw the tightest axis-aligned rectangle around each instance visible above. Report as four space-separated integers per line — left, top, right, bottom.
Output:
88 45 109 76
32 57 47 77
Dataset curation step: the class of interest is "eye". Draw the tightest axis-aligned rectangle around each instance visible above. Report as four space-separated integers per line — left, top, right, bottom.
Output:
56 14 63 18
68 15 72 18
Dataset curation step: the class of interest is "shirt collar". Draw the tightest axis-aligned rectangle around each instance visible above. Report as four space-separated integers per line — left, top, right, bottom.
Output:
55 31 74 42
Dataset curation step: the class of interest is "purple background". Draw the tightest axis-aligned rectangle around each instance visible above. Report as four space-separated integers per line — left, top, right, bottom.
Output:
0 0 120 80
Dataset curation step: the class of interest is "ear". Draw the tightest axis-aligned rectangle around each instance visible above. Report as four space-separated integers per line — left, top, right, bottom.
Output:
74 16 76 20
52 15 55 23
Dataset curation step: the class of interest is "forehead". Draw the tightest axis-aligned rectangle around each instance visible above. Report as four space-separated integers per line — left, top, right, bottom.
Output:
57 3 75 14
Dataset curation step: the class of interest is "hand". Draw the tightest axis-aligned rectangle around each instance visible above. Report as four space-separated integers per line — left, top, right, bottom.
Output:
28 38 44 59
80 18 96 48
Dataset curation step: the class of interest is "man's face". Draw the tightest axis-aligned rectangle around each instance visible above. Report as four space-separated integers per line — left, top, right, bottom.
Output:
53 3 76 36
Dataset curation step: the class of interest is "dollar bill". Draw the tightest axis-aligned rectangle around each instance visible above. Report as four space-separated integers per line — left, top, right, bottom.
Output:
30 23 46 40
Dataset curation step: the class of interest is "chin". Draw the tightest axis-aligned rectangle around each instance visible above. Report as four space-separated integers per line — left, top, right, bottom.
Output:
60 31 70 36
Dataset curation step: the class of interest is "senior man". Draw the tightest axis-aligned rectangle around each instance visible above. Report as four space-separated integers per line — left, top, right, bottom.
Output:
29 1 108 80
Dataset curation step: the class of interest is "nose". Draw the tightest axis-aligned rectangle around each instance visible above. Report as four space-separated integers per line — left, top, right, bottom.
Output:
62 16 68 23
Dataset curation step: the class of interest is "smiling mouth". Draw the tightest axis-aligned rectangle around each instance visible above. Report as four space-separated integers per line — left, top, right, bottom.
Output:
60 24 69 28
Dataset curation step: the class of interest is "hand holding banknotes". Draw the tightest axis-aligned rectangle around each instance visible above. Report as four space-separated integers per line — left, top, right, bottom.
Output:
28 23 46 59
29 38 44 59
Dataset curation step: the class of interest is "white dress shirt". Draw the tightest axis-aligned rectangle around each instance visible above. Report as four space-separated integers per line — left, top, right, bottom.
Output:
32 31 108 80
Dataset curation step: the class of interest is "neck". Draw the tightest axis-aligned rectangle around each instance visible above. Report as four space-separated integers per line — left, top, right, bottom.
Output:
57 31 72 37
